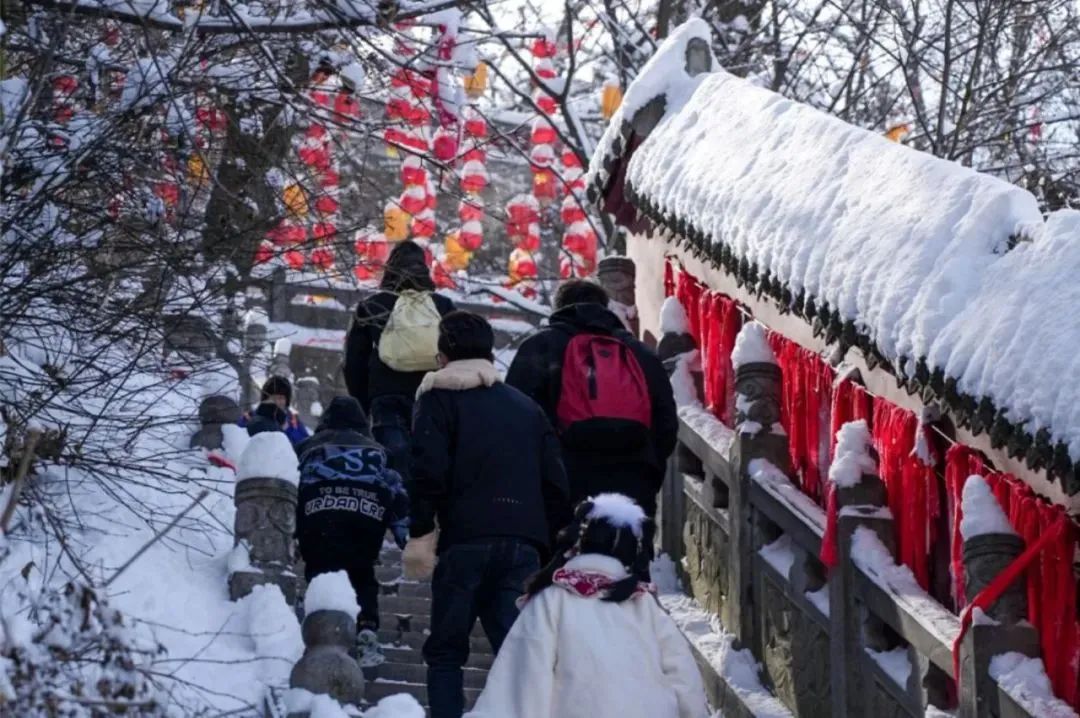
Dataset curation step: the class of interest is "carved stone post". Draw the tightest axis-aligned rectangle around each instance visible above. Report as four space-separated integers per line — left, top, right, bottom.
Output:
229 475 298 605
729 324 789 647
958 479 1039 718
597 256 638 336
827 420 894 718
190 395 241 451
288 610 366 714
294 376 321 430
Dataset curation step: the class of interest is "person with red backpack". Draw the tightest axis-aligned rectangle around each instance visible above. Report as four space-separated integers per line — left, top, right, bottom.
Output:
506 280 678 523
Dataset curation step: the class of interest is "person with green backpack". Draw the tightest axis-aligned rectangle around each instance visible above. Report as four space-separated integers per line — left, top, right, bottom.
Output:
344 240 455 485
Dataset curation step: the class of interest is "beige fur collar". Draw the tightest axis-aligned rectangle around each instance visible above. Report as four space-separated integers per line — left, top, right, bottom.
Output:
417 359 501 397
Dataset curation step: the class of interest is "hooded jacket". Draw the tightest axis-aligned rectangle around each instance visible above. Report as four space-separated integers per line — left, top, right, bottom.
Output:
465 553 709 718
409 359 571 555
295 397 410 561
505 303 678 514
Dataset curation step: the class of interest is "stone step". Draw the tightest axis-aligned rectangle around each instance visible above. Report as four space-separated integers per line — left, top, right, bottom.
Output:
380 614 485 639
370 662 488 690
379 594 432 615
379 629 492 655
382 646 495 670
380 581 432 599
365 680 481 711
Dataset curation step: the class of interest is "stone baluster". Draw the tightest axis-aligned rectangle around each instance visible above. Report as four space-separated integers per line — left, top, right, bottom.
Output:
190 395 241 451
287 610 366 715
728 324 789 646
597 256 639 336
957 479 1040 718
228 473 298 605
827 420 894 718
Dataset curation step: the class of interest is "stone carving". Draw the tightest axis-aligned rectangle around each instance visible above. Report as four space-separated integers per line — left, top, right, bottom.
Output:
228 476 298 604
962 533 1027 623
685 37 713 76
288 610 365 714
734 362 783 428
760 577 832 718
190 395 241 451
683 501 728 617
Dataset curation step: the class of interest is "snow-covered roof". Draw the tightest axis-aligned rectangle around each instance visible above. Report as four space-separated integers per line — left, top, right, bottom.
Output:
591 20 1080 493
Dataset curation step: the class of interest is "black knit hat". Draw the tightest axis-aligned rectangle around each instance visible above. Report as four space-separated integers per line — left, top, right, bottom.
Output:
437 311 494 362
247 401 287 437
260 375 292 407
318 396 370 434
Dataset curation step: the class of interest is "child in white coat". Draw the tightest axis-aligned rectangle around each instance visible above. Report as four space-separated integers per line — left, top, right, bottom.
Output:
465 493 710 718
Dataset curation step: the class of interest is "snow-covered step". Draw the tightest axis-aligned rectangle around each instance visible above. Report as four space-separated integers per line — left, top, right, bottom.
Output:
382 646 495 670
372 662 489 690
365 680 482 710
378 629 493 655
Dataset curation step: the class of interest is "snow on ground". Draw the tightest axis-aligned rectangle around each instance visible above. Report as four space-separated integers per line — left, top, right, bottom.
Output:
989 653 1079 718
660 591 792 717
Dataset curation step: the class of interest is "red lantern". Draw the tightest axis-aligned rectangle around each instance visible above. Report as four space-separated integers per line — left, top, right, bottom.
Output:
401 165 427 186
533 169 558 199
459 220 484 251
463 147 486 163
255 242 274 264
531 121 557 145
284 249 305 270
531 37 557 58
154 181 180 207
311 246 334 270
536 94 557 114
282 225 306 245
561 149 582 168
311 90 331 108
561 198 587 224
320 169 340 188
387 97 411 120
517 228 541 252
461 160 488 193
530 143 555 169
399 186 426 214
306 124 328 140
52 75 78 96
464 115 487 138
354 264 376 280
314 195 339 215
384 127 410 149
459 200 484 223
313 221 337 240
433 128 459 161
534 58 557 80
405 103 431 127
334 92 360 121
299 144 331 170
412 210 436 238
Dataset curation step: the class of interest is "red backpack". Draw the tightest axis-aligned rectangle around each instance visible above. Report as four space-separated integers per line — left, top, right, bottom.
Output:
556 333 652 449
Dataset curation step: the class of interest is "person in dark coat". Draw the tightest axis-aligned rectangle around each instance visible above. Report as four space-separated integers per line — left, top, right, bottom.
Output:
403 311 570 718
505 279 678 520
295 396 409 666
239 376 309 446
343 241 455 483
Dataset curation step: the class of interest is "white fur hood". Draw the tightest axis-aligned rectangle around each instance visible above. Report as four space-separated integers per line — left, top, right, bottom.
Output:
417 359 501 397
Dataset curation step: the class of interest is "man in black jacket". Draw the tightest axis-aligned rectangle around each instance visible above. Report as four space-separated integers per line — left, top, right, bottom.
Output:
343 241 455 483
506 279 678 520
404 311 569 718
295 396 409 666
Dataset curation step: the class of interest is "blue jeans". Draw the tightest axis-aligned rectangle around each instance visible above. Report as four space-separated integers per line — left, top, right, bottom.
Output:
370 394 413 485
424 540 540 718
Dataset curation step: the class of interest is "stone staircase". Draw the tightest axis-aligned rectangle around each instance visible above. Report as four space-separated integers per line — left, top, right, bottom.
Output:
366 546 492 713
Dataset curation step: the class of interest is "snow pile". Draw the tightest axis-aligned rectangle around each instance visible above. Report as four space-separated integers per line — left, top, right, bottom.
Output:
659 593 792 717
731 321 775 369
671 350 702 406
587 493 647 538
828 420 875 488
868 646 912 689
679 403 737 453
989 653 1078 718
759 535 795 577
959 475 1016 540
660 296 690 335
284 689 353 718
274 338 293 357
585 19 717 189
305 571 361 617
236 432 299 484
604 36 1080 463
365 693 427 718
241 584 303 684
221 423 250 463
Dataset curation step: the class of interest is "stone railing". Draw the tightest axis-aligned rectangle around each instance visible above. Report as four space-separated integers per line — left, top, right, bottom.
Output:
658 352 1056 718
